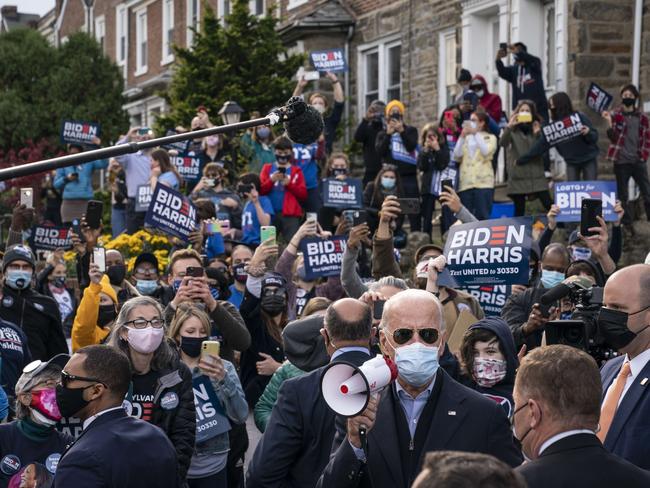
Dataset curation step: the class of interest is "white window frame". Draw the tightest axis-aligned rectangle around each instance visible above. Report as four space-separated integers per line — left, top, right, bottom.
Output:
186 0 201 47
543 2 557 92
357 35 401 119
115 4 128 68
437 28 457 114
288 0 308 9
135 7 148 76
249 0 265 16
161 0 174 65
94 15 105 53
217 0 230 24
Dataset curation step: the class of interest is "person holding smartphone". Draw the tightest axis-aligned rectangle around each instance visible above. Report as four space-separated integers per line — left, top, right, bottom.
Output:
417 123 450 237
53 141 107 226
238 173 274 245
168 304 247 488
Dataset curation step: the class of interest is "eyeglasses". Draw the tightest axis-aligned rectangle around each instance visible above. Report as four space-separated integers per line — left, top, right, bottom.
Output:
122 317 164 329
61 370 105 388
392 328 439 345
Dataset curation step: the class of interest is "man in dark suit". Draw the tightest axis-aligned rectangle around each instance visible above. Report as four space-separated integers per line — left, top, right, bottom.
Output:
53 345 179 488
317 289 522 488
513 344 650 488
598 264 650 469
246 298 373 488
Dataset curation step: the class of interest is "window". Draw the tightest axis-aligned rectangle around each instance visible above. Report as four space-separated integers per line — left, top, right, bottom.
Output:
162 0 174 64
438 29 457 110
135 9 148 75
544 4 557 89
115 5 127 65
358 39 401 115
249 0 264 16
187 0 200 46
218 0 230 23
94 16 105 53
288 0 308 9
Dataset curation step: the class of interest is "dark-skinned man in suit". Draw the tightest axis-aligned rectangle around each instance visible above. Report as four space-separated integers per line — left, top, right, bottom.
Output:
513 345 650 488
317 289 522 488
246 298 373 488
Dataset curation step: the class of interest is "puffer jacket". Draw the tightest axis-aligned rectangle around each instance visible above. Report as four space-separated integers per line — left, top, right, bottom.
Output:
254 361 305 432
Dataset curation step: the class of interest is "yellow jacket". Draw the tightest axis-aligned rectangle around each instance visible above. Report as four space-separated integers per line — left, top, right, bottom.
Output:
455 132 497 191
71 276 116 352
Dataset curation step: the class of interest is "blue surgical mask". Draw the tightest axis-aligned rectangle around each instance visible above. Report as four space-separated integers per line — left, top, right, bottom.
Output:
381 177 396 190
540 269 565 289
571 247 592 262
394 342 439 387
257 127 271 139
136 279 158 296
6 270 32 290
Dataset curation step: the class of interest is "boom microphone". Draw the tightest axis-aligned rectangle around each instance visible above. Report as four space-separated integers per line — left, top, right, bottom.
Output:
269 96 324 145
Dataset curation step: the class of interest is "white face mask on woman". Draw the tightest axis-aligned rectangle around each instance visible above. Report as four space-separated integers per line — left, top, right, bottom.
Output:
127 327 164 354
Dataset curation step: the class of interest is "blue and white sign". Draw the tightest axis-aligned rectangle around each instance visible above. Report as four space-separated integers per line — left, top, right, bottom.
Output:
459 285 511 317
161 130 191 153
322 178 363 209
555 180 617 222
171 152 201 184
135 184 153 212
60 119 101 146
299 236 347 280
145 183 197 241
310 48 347 72
443 217 532 287
586 82 613 114
193 376 231 443
390 133 418 165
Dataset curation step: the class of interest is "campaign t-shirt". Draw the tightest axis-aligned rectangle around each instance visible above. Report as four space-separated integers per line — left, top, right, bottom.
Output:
295 287 316 318
0 421 71 488
0 320 31 413
228 284 244 310
241 197 274 245
292 143 319 189
126 370 158 423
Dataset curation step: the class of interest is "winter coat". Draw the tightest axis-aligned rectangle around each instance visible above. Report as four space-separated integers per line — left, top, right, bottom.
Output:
417 145 450 195
253 361 305 432
260 163 308 218
500 127 548 195
375 125 420 177
472 74 503 123
70 280 114 352
240 132 276 174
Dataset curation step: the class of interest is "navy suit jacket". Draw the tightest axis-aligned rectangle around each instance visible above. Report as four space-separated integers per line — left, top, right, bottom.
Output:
517 433 650 488
316 369 523 488
246 349 371 488
600 354 650 469
53 408 179 488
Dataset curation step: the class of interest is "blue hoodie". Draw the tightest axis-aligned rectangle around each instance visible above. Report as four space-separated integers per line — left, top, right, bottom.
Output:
461 317 518 417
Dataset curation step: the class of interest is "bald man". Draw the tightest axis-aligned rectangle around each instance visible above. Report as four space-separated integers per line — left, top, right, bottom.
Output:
317 289 522 488
247 298 373 488
598 264 650 469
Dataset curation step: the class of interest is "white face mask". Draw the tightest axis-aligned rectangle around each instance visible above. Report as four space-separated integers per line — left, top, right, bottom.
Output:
311 103 326 114
126 326 164 354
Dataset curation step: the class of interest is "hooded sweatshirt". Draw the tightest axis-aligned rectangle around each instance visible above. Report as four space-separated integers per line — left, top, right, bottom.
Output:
461 317 518 417
471 75 503 123
71 275 118 352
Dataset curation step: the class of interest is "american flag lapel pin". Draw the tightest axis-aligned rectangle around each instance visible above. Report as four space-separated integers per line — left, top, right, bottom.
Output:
448 410 456 416
641 378 648 386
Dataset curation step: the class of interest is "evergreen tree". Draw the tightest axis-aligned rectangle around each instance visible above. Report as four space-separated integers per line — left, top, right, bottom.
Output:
156 0 304 131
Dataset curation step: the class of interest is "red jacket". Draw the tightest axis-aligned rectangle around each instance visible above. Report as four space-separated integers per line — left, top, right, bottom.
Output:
260 164 307 218
472 74 503 123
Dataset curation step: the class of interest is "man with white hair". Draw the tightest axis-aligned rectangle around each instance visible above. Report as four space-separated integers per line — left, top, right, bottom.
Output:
317 289 522 488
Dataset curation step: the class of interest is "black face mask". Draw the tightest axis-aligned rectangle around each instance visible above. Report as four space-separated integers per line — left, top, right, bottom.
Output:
180 335 208 358
260 294 287 316
622 97 636 108
332 168 348 177
55 384 92 418
598 307 641 350
106 265 126 286
97 304 117 327
51 277 66 288
275 154 291 164
233 263 248 284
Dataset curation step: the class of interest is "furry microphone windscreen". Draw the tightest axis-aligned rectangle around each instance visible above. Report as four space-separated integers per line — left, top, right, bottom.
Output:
284 101 324 145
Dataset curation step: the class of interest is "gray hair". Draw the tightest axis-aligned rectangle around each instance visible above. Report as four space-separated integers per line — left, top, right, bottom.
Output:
106 296 176 372
367 276 409 293
14 368 60 420
380 289 445 333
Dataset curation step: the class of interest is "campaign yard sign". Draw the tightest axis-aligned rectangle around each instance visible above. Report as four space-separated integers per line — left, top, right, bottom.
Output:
542 113 584 146
29 225 73 251
586 82 613 114
161 130 191 153
459 285 511 317
135 185 153 212
443 217 532 287
299 236 347 280
171 152 201 184
555 180 617 222
310 48 347 72
60 120 100 146
145 183 197 241
193 376 231 443
322 178 363 209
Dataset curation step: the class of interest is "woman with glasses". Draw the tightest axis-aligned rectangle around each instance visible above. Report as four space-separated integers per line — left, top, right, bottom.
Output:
107 296 196 483
168 304 247 488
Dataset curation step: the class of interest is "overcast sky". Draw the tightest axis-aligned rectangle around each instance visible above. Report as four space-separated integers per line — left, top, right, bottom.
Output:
1 0 55 16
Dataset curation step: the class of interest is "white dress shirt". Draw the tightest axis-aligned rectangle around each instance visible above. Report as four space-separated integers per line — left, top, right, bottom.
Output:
82 406 125 430
538 429 595 456
620 348 650 405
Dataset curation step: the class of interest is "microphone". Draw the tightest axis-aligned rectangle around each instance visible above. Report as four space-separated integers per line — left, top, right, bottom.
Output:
540 276 593 305
268 97 324 145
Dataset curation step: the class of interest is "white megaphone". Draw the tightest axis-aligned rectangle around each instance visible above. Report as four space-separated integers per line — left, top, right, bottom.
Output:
320 355 398 417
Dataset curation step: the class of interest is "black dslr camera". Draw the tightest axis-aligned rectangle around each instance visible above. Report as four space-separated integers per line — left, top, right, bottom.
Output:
545 286 618 364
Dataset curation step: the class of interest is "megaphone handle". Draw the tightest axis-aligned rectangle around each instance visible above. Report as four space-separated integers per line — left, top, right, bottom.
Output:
359 424 368 455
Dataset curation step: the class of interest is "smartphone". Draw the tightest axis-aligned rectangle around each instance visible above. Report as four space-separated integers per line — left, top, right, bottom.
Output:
499 42 508 51
441 179 454 192
303 71 320 81
538 301 552 318
71 218 84 242
204 178 215 187
186 266 205 278
397 198 421 215
20 188 33 208
203 220 221 235
260 226 276 245
276 166 287 174
93 247 106 272
201 340 221 359
306 212 318 223
580 198 602 237
373 300 386 321
342 210 355 225
237 183 253 197
517 112 533 124
85 200 104 229
138 127 152 136
352 210 367 227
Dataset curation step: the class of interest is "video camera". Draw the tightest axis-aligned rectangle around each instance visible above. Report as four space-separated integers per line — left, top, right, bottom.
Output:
544 285 618 364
